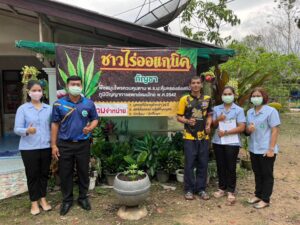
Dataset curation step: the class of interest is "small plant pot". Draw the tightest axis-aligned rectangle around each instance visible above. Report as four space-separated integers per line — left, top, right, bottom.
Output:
105 173 117 186
175 169 184 183
241 159 252 171
156 170 169 183
89 176 97 190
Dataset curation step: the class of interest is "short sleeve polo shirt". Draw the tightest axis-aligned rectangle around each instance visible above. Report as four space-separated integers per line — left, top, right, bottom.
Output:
246 105 281 154
52 96 99 141
177 94 213 140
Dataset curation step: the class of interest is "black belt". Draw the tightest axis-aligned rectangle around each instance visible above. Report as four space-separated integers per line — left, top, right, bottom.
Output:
59 139 89 143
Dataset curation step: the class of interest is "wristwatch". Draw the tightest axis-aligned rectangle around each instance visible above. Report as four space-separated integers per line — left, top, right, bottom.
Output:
224 130 228 136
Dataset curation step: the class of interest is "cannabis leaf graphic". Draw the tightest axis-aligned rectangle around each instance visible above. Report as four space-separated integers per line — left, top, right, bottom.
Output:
58 48 102 98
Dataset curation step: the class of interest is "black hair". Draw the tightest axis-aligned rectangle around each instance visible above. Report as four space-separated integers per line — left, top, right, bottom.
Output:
26 80 43 102
67 76 82 84
190 75 204 84
223 86 236 95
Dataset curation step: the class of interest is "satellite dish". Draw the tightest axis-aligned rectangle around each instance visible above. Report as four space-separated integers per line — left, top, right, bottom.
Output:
134 0 189 28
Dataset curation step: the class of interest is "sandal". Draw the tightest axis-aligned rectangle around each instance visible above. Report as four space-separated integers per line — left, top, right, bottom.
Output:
253 200 269 209
30 208 40 216
184 192 194 200
213 189 225 198
227 192 236 204
39 203 52 211
247 196 261 204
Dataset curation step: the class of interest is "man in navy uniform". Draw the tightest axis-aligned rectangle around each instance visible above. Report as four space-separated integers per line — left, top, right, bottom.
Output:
51 76 98 216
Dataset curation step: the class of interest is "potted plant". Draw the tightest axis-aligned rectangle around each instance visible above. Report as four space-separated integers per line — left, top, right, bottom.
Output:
21 65 40 103
104 120 117 143
113 164 150 207
118 120 129 142
102 141 133 186
156 149 170 183
171 132 184 152
89 157 101 190
133 133 169 178
175 154 185 183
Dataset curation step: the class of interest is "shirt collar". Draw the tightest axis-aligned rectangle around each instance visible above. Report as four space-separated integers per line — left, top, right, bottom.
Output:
65 95 83 103
251 105 265 115
189 93 202 100
220 103 236 110
27 102 47 109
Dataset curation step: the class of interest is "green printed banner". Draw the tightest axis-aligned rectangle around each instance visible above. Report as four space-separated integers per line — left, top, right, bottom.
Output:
55 45 197 116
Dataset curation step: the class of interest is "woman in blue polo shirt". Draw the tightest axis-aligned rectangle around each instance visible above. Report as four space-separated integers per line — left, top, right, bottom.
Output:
14 80 52 215
246 87 280 209
212 86 246 204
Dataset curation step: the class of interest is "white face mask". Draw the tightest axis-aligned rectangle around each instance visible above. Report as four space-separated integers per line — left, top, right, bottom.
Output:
68 86 82 96
29 91 43 101
222 95 234 104
251 97 263 106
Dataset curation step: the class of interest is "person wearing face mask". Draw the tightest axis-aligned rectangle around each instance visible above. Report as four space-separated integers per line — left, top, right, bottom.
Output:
51 76 98 216
246 87 280 209
14 80 52 215
211 86 246 204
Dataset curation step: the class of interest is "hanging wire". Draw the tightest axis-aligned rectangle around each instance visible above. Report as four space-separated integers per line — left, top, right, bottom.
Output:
113 0 159 17
135 0 148 21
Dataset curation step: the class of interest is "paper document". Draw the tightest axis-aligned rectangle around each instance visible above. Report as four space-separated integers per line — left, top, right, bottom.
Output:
219 119 239 144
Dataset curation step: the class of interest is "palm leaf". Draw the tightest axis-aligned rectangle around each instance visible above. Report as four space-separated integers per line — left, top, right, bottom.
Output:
238 69 260 90
176 48 198 69
85 54 95 92
65 51 76 76
77 49 85 90
58 66 68 84
237 72 272 105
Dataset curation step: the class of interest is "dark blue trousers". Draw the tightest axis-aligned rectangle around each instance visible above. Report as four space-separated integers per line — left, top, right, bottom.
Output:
184 139 209 193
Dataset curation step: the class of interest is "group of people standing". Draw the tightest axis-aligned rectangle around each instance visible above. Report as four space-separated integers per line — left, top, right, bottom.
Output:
14 76 98 216
177 76 280 209
14 74 280 216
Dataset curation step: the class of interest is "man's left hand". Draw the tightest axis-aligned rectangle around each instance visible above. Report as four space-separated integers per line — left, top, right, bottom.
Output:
83 126 92 134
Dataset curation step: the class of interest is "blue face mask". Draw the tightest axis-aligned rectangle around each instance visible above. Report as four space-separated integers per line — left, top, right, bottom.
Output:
251 97 263 106
222 95 234 104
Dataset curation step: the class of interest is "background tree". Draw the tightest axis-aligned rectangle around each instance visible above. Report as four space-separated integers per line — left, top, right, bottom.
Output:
254 0 300 55
218 42 300 106
181 0 240 46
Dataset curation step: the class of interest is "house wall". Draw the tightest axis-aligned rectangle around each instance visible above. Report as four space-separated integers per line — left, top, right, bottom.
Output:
0 13 169 138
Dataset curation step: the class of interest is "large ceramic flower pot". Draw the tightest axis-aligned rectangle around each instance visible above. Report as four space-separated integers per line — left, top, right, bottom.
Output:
113 173 151 206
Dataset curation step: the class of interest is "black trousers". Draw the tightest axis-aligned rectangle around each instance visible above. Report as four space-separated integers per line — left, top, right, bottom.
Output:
58 140 90 203
213 144 239 193
250 152 276 203
184 139 209 193
21 149 51 201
